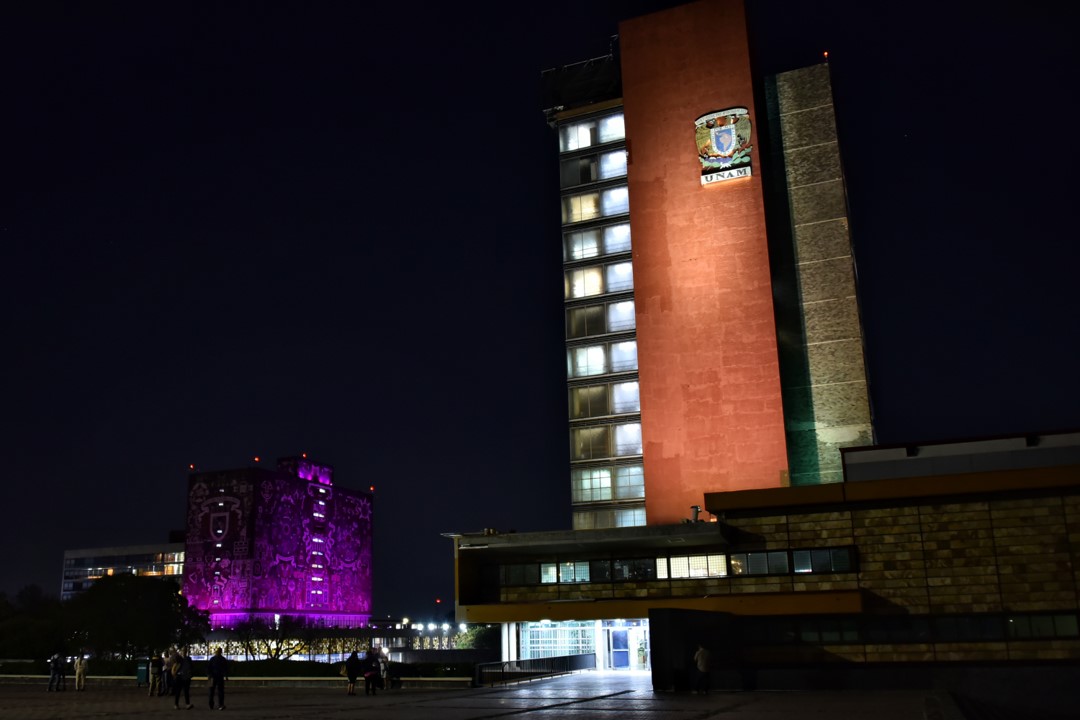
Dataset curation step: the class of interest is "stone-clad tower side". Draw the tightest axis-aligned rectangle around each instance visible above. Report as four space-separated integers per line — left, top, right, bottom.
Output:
764 63 873 485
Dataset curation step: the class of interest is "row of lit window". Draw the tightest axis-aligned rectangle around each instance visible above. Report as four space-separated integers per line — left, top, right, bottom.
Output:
564 222 631 262
559 113 625 153
560 149 627 189
572 506 646 531
65 552 184 567
570 381 639 419
562 187 629 225
565 262 633 300
566 300 635 340
568 341 637 378
571 465 644 503
500 547 854 586
742 613 1080 645
571 423 642 461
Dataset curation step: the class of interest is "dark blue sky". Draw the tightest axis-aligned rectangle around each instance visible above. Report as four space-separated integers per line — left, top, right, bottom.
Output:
2 1 1078 619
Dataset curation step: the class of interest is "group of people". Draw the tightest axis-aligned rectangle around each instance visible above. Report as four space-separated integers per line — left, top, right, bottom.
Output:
46 654 88 692
148 647 229 710
342 648 388 696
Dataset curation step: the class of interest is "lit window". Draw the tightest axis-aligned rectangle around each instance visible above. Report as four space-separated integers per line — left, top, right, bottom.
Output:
614 423 642 456
598 113 625 143
567 304 606 339
570 385 608 419
559 561 591 583
609 341 637 372
566 266 604 299
607 301 635 332
562 192 601 223
614 507 645 527
603 223 631 254
571 426 609 461
540 563 558 584
614 465 644 499
571 468 612 503
605 262 633 293
611 381 639 413
565 229 602 261
569 345 607 377
560 120 596 152
599 150 627 179
601 187 629 216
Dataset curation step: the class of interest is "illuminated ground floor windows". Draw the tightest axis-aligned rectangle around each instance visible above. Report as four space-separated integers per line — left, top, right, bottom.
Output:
518 619 650 670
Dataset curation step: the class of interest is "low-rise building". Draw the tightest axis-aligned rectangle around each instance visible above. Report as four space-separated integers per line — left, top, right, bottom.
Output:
61 542 185 602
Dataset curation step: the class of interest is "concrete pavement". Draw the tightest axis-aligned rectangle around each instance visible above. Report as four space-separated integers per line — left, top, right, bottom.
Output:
0 670 966 719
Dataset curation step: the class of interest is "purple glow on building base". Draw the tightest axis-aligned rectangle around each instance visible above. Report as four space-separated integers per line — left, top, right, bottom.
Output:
183 457 373 628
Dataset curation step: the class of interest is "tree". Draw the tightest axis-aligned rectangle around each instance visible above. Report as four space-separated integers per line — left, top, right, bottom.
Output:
67 575 207 659
0 585 66 660
453 624 500 650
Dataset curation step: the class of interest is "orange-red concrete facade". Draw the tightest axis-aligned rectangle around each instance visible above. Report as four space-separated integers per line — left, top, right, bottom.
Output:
620 0 788 524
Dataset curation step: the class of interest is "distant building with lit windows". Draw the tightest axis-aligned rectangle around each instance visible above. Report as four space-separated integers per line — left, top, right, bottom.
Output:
182 456 373 629
61 542 185 601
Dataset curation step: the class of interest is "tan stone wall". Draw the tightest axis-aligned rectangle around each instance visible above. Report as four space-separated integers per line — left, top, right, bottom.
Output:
992 496 1077 611
853 506 929 613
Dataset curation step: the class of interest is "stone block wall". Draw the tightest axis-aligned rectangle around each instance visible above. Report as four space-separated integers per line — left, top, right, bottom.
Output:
770 63 872 486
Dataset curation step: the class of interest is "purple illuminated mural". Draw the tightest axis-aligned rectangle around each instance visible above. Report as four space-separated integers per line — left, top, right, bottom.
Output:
183 458 373 628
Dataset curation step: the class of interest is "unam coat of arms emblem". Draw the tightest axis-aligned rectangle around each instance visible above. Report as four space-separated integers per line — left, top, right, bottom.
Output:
695 107 752 185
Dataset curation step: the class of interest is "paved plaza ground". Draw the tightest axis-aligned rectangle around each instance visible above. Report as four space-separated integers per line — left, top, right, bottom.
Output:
0 671 972 720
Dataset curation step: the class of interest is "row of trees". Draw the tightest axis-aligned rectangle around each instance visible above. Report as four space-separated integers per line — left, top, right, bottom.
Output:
1 576 499 664
0 575 208 661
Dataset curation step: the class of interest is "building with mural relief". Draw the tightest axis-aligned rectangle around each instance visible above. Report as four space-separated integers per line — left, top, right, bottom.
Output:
183 456 373 628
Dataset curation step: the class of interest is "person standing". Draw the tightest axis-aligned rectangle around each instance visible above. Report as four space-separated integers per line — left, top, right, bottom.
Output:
148 652 164 697
692 643 712 694
208 647 228 710
378 653 390 690
172 648 194 710
47 653 63 692
344 651 362 696
74 655 88 691
362 649 380 696
162 649 174 697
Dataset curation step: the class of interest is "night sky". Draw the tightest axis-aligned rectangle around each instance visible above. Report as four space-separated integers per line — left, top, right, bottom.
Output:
3 1 1078 621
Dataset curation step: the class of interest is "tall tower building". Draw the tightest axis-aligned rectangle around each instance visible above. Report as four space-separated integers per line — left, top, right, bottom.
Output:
543 0 872 529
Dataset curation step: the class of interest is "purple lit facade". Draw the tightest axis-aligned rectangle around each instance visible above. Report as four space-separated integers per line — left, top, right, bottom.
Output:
183 458 373 628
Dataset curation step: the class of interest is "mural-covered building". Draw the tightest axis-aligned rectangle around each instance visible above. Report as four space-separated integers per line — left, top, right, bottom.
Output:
183 456 373 628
